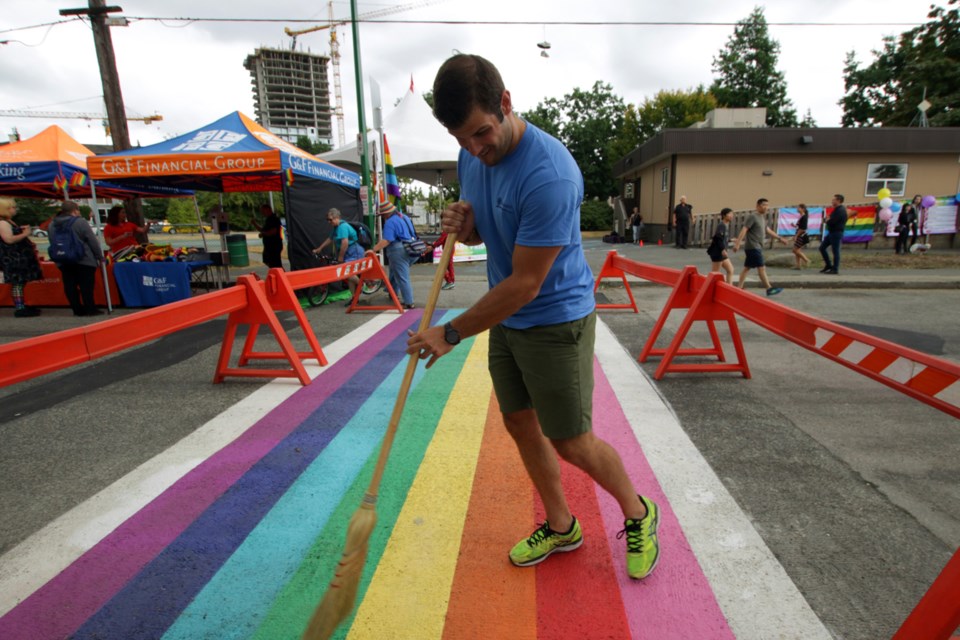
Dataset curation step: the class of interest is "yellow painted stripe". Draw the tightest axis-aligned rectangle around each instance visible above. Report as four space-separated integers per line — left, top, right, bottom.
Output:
346 332 491 639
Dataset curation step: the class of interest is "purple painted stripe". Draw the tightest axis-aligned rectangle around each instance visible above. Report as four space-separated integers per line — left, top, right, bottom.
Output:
591 359 735 639
0 312 421 640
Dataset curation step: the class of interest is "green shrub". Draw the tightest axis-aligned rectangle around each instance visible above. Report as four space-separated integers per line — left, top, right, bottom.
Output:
579 199 613 231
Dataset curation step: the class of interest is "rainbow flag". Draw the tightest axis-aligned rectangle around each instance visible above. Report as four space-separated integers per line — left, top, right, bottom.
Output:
383 133 402 205
839 205 875 243
285 167 294 187
52 175 67 194
69 173 88 187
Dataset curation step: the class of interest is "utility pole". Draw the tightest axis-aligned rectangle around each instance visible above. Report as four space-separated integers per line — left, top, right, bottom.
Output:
60 1 145 230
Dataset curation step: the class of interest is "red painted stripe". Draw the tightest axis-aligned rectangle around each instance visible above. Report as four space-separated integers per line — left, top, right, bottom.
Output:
442 394 537 639
535 462 633 639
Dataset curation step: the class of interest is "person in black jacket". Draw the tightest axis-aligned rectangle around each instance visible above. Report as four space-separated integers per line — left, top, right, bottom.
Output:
707 207 734 283
673 196 692 249
819 194 847 274
895 195 921 255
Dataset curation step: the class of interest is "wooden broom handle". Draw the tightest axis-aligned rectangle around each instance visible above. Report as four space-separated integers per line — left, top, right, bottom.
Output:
365 232 458 496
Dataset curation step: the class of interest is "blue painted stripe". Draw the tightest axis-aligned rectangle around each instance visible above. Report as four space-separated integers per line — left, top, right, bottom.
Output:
71 315 425 640
160 316 455 639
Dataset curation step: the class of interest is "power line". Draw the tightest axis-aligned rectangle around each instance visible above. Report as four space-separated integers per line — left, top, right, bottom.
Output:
0 16 924 37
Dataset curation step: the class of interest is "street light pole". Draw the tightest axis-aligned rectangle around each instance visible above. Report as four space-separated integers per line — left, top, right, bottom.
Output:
349 0 374 231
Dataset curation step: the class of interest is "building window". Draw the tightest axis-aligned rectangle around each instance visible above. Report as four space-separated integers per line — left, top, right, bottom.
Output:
865 163 907 197
660 168 669 192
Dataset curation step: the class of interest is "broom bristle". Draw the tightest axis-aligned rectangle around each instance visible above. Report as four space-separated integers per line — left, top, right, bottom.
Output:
302 501 377 640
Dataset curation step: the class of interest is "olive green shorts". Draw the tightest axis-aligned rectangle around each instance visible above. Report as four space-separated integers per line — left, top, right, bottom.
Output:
488 311 596 440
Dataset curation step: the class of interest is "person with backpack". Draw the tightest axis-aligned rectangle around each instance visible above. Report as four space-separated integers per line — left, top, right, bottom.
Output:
311 207 364 304
0 197 44 317
50 200 104 316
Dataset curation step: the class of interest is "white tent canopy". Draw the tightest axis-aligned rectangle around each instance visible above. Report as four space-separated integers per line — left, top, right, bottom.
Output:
318 86 459 185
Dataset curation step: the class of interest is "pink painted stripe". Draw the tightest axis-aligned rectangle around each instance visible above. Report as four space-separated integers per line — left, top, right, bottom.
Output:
591 359 735 639
0 313 417 640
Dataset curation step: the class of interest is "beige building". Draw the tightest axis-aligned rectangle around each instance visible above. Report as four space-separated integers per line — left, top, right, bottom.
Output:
613 110 960 245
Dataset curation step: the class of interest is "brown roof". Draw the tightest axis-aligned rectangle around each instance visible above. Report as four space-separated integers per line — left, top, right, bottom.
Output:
614 127 960 178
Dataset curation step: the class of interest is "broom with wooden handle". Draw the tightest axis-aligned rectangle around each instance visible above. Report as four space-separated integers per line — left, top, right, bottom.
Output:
302 232 458 640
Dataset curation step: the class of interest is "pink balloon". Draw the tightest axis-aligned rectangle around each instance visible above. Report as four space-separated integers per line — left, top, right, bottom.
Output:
879 208 893 222
921 195 936 208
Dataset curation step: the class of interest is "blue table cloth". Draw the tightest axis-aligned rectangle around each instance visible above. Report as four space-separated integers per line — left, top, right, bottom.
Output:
113 261 199 307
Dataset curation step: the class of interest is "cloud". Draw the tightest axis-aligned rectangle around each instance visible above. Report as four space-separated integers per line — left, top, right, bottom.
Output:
0 0 932 148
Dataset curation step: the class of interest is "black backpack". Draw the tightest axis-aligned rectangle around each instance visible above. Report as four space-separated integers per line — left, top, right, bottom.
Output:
349 221 373 250
48 217 86 264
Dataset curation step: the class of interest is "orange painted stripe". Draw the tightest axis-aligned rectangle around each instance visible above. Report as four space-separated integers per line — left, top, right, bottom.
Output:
535 462 632 638
442 393 537 639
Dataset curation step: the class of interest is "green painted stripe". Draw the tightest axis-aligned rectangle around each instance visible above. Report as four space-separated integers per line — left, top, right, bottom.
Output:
252 331 476 640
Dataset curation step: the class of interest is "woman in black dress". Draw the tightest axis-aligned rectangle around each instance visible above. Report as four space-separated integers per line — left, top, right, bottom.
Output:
0 197 43 317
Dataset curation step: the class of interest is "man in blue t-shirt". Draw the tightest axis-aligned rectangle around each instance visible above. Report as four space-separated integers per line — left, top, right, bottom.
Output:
406 54 660 582
371 200 420 309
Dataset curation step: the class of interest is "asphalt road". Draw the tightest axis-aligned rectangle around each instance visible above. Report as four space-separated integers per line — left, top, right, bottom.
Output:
1 241 957 639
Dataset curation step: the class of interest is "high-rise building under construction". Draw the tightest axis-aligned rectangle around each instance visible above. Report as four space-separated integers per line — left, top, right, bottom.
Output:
243 47 333 145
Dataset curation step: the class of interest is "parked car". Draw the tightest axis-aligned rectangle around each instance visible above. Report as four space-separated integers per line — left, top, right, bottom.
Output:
31 227 48 238
158 222 213 234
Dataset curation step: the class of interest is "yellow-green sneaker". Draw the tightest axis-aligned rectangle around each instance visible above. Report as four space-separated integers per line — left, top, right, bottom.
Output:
618 495 660 579
508 518 583 567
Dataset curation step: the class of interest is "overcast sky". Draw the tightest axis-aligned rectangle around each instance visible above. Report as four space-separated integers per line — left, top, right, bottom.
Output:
0 1 934 150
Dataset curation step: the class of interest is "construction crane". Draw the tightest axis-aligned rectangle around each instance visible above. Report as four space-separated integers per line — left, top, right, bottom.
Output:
0 109 162 138
285 0 444 147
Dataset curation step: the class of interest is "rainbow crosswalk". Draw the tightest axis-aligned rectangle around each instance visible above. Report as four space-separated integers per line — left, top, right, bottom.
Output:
0 312 831 639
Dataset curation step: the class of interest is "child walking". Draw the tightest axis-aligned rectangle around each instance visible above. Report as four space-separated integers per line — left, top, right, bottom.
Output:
707 208 735 284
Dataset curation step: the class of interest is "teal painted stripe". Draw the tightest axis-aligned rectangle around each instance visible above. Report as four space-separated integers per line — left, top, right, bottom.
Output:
252 319 472 640
160 341 434 639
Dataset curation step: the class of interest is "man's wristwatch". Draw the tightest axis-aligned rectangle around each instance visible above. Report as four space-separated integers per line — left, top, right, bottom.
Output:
443 322 461 346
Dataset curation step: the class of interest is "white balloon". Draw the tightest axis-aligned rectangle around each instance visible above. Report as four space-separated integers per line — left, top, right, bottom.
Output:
879 197 893 209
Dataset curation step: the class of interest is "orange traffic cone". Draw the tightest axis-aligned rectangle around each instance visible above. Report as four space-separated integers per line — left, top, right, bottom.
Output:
657 238 662 246
639 239 644 247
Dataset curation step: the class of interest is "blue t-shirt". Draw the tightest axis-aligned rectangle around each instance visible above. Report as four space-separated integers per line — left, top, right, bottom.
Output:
458 122 595 329
330 221 358 245
382 213 414 243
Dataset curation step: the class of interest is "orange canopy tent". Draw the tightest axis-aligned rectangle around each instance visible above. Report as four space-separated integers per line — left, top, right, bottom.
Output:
0 125 188 199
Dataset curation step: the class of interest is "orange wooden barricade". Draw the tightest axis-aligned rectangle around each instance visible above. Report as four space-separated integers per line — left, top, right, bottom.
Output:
0 252 401 388
595 250 960 637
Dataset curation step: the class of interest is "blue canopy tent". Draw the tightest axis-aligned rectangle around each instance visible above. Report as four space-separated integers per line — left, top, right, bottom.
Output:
0 125 194 311
88 112 363 271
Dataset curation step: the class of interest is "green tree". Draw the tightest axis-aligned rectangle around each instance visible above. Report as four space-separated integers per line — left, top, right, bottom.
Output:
13 198 58 227
295 135 332 155
840 1 960 127
635 87 718 143
165 198 197 225
523 97 563 139
800 108 818 127
579 198 613 231
522 81 627 199
710 6 799 127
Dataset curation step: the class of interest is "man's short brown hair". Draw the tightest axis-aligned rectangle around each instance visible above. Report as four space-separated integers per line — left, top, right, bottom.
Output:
432 54 505 129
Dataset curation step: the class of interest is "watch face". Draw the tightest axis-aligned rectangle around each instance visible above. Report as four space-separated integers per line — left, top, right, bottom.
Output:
444 323 460 345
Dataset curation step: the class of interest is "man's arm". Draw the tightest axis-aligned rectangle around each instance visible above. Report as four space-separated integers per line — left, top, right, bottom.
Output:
406 243 561 368
733 226 747 252
766 226 787 244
